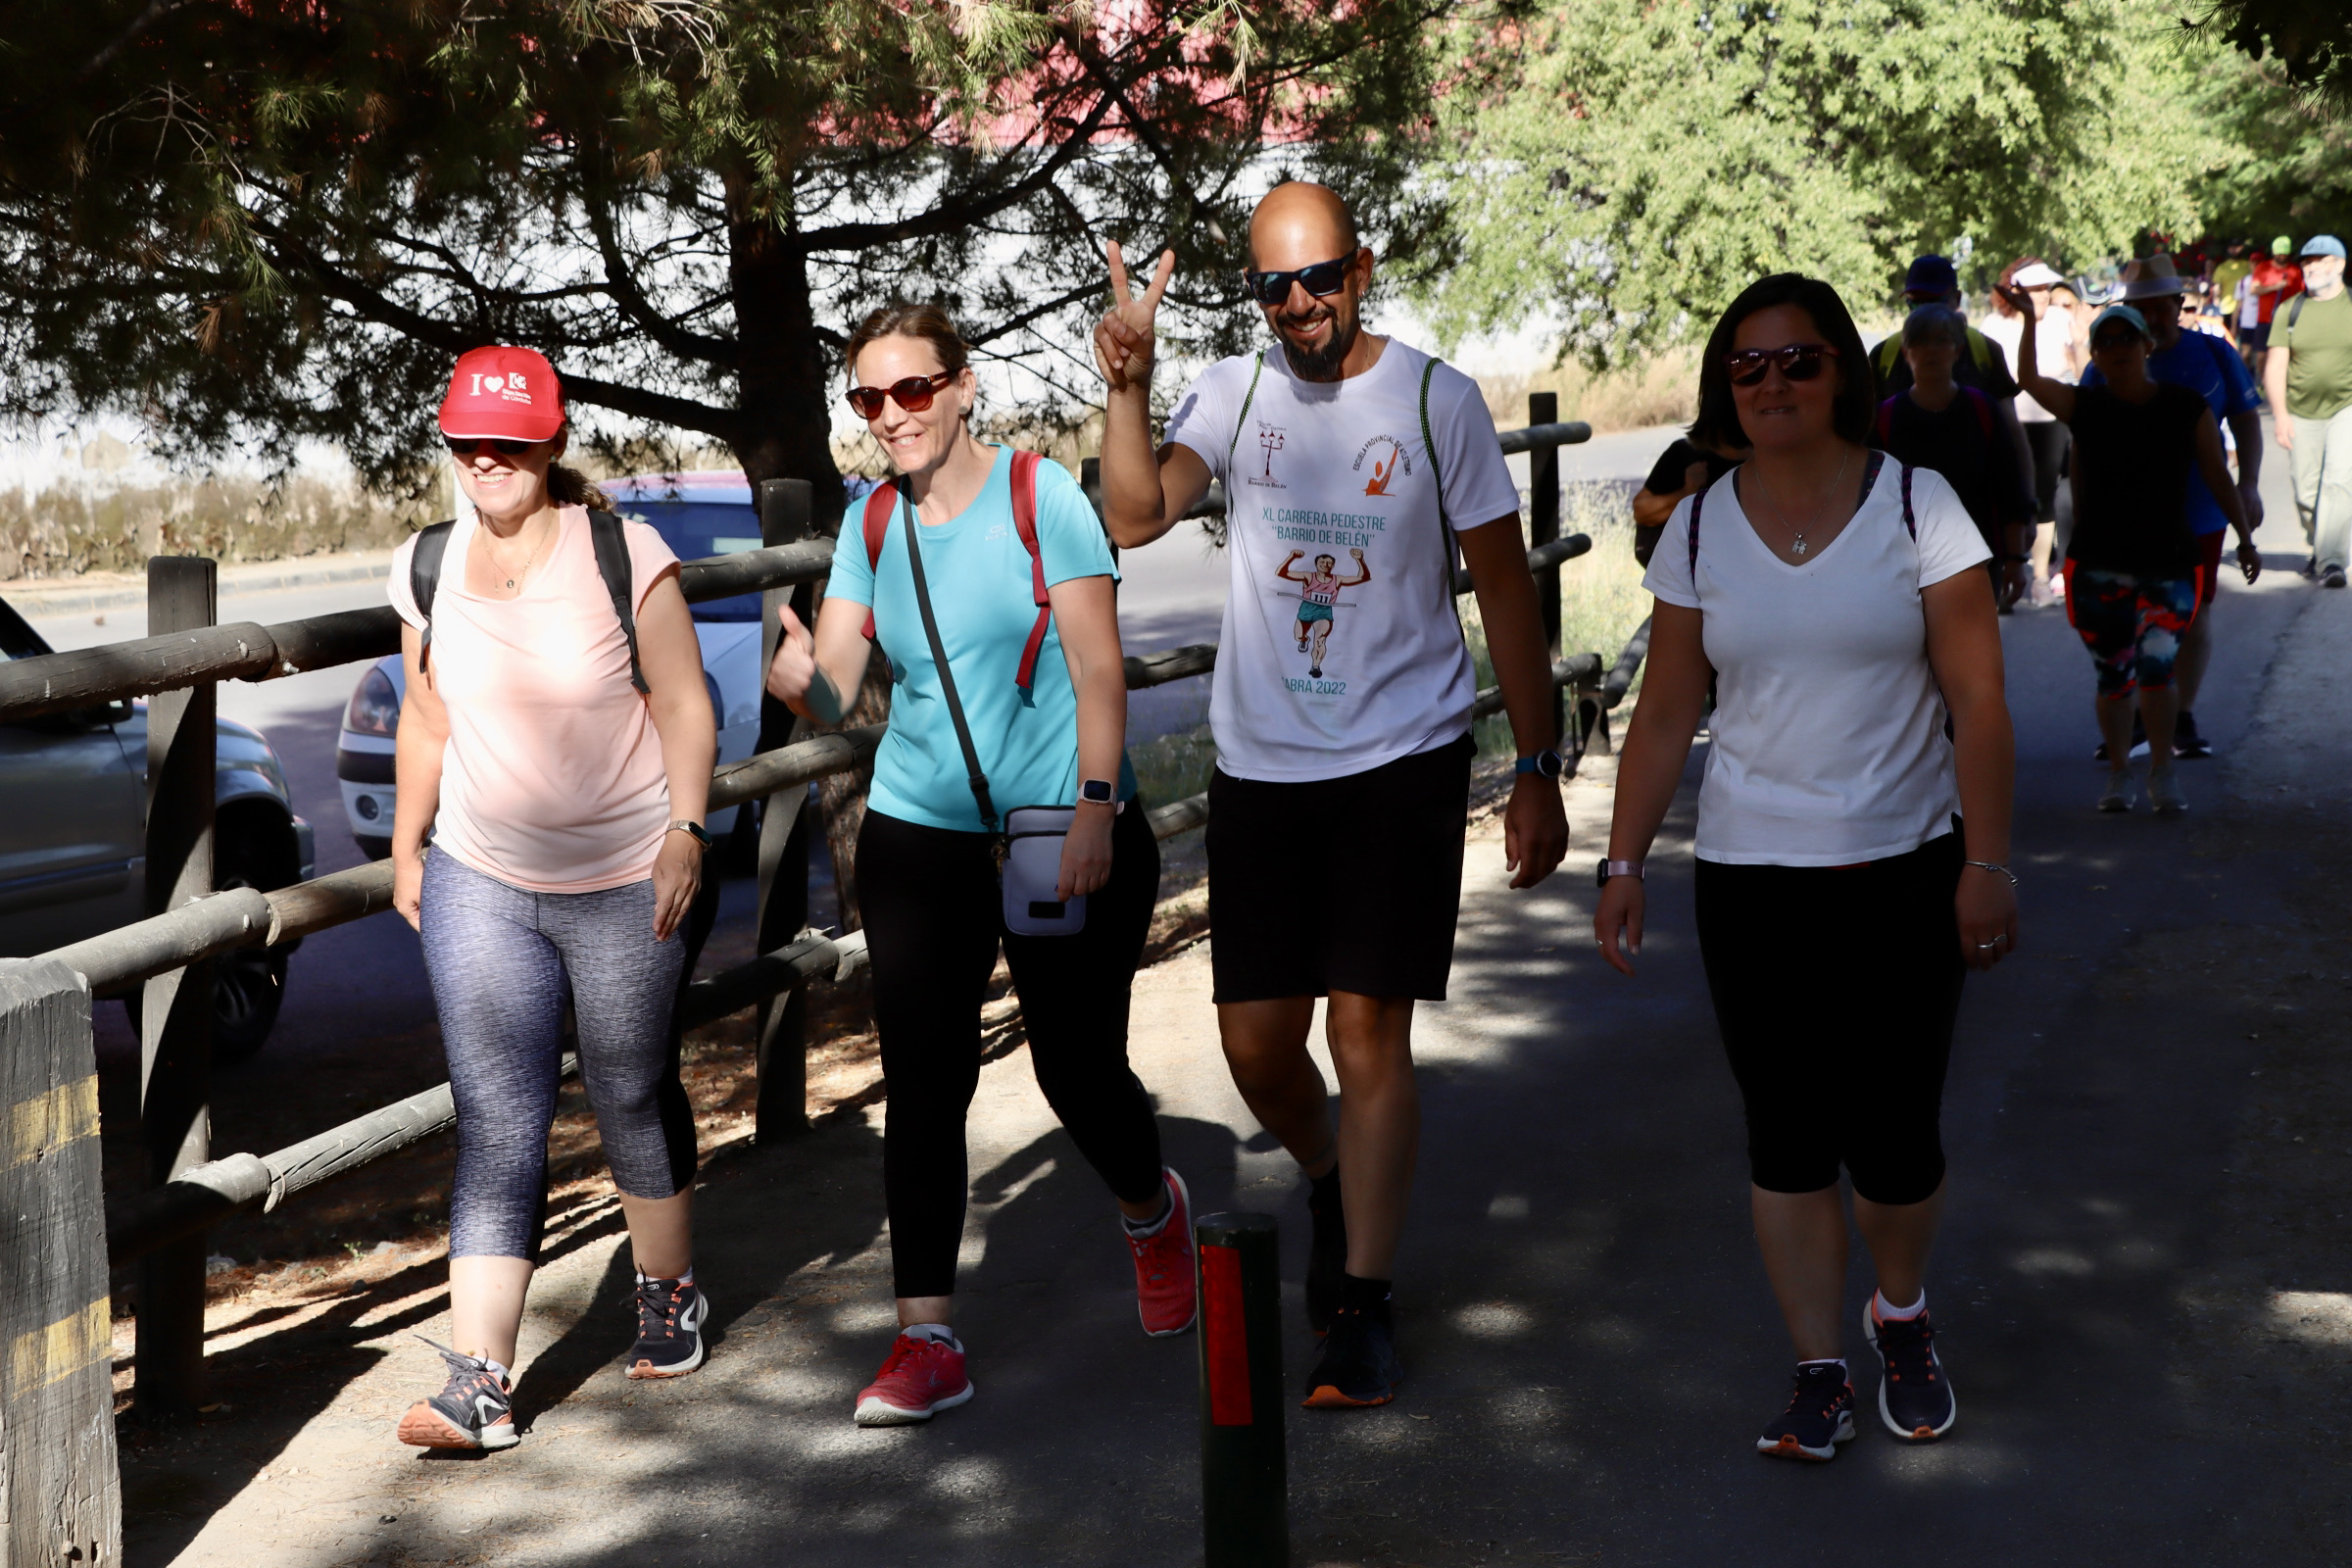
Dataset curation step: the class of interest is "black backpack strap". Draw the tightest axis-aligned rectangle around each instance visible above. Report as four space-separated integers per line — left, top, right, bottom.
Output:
898 482 1001 836
1687 476 1706 580
410 519 456 659
586 509 649 695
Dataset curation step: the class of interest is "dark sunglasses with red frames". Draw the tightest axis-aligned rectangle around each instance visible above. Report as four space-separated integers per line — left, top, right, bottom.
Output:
1722 343 1841 386
443 434 544 456
1241 254 1356 306
844 369 956 420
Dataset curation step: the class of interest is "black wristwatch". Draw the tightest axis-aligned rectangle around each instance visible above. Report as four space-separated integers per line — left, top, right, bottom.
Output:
1515 750 1565 780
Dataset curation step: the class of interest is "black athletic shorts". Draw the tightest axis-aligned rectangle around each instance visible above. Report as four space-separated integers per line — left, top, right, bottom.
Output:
1205 734 1475 1004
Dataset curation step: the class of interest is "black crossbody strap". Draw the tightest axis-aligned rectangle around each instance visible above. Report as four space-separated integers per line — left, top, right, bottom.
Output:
898 481 1000 835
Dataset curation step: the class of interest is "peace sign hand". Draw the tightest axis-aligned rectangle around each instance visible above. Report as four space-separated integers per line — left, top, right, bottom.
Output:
1094 240 1175 394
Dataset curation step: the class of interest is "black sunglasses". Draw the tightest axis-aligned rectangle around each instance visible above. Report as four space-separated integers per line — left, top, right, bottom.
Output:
1723 343 1840 386
1241 254 1356 306
443 434 541 456
844 369 956 420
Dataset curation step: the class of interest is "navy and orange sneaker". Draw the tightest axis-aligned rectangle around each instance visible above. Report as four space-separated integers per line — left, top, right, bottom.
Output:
626 1274 709 1379
854 1331 974 1426
1756 1362 1856 1461
397 1338 518 1450
1301 1302 1400 1408
1864 1298 1957 1442
1127 1168 1199 1337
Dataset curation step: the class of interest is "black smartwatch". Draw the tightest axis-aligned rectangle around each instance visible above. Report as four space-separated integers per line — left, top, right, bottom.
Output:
1080 778 1115 805
1515 750 1565 780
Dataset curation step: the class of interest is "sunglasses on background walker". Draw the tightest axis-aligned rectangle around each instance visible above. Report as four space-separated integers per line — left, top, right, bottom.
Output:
844 369 957 420
1722 343 1841 386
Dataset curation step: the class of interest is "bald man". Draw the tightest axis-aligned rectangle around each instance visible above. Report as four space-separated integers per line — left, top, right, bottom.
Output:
1094 181 1570 1409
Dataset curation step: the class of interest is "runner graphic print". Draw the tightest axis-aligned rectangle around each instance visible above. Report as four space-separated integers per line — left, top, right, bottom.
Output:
1276 547 1371 678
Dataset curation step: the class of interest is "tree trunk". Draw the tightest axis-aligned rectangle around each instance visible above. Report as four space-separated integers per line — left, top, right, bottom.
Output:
724 188 882 926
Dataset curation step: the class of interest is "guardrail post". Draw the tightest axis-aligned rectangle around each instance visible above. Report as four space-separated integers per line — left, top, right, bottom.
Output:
753 480 815 1141
1 957 120 1565
1197 1211 1287 1567
134 556 218 1421
1528 392 1565 747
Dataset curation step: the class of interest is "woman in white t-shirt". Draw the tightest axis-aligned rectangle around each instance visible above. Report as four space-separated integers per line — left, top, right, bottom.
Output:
1592 273 2019 1463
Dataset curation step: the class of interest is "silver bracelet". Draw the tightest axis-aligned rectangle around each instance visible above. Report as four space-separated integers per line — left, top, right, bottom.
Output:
1963 858 2017 886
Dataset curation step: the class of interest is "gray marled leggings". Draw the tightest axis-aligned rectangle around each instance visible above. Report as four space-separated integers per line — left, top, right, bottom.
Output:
420 850 694 1260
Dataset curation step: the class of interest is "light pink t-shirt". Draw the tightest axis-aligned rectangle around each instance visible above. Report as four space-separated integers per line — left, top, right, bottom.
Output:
389 507 681 894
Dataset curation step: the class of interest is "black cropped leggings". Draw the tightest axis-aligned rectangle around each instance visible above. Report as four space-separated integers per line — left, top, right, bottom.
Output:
1693 831 1966 1207
858 805 1165 1299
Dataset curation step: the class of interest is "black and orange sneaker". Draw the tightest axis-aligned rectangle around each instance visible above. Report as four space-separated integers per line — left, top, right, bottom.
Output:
1301 1302 1400 1408
396 1338 518 1450
1304 1169 1347 1335
625 1274 709 1380
1864 1298 1956 1442
1756 1362 1856 1461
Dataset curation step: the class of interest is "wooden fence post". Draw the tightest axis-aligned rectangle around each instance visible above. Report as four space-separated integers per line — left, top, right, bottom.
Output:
752 480 814 1141
135 557 217 1421
1527 393 1565 747
0 957 120 1566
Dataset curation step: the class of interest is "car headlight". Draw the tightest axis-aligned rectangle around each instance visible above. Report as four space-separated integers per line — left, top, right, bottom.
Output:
345 665 401 736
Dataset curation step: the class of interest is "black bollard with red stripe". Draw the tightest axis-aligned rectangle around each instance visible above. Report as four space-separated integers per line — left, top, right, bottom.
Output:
1197 1210 1288 1567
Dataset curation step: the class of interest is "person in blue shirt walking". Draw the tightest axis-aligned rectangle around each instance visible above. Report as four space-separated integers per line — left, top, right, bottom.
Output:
763 302 1195 1429
2076 254 2265 760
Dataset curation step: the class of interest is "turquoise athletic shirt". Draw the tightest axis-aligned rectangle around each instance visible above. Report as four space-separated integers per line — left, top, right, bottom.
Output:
826 447 1140 832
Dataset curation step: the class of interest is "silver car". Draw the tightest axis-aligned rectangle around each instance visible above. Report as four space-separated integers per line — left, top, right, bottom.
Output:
0 597 316 1059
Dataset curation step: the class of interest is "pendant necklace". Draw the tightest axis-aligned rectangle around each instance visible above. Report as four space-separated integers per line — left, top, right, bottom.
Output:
1765 450 1850 559
485 514 555 591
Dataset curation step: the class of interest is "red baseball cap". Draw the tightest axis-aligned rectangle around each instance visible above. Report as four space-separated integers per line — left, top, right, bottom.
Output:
439 346 564 442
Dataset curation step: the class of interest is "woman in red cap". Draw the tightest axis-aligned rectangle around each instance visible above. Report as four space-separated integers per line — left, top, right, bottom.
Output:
389 345 719 1451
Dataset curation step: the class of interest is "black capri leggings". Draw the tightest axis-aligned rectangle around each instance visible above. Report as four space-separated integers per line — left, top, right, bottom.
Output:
858 803 1165 1299
1693 831 1965 1206
2024 420 2069 526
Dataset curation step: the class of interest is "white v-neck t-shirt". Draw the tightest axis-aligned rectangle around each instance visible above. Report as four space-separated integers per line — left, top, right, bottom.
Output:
1163 339 1524 782
1641 458 1990 865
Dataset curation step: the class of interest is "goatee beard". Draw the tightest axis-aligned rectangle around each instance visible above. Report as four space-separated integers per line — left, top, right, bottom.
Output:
1280 313 1357 381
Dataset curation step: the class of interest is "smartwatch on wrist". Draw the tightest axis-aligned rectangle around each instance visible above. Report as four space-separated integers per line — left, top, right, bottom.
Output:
667 820 711 850
1080 778 1115 806
1595 858 1643 888
1516 750 1565 780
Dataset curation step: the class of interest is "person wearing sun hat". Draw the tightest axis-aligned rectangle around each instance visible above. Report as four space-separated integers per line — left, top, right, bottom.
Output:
2267 235 2352 587
1982 258 2080 601
2077 254 2264 759
389 344 724 1451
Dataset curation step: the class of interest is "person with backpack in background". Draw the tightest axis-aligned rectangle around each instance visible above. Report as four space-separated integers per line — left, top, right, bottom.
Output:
1093 181 1570 1410
2266 237 2352 590
762 302 1193 1428
2002 287 2255 815
1632 433 1749 566
2078 255 2264 760
1981 260 2077 604
1877 305 2035 609
390 346 717 1450
1596 273 2017 1463
1875 255 2036 517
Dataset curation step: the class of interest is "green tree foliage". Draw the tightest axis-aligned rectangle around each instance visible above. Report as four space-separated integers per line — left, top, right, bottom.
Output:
1416 0 2216 367
0 0 1441 510
2185 47 2352 244
2193 0 2352 108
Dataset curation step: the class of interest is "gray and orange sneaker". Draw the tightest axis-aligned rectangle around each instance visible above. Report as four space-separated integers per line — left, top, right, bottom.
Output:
397 1338 518 1450
1864 1298 1957 1443
1756 1362 1856 1461
625 1274 709 1379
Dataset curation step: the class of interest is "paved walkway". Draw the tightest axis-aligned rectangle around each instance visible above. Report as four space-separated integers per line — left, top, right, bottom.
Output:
121 452 2352 1567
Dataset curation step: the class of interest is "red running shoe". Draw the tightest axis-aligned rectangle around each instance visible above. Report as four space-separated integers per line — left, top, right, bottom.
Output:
854 1333 974 1427
1128 1167 1198 1337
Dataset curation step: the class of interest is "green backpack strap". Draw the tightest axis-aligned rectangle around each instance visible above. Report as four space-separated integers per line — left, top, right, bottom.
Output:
1225 348 1267 475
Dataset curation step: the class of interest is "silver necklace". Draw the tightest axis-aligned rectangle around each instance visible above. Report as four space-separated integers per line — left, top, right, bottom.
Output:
1758 450 1851 558
482 514 556 591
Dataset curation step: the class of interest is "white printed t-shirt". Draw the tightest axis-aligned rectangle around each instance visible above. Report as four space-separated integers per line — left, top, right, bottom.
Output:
1641 459 1990 865
1163 339 1524 782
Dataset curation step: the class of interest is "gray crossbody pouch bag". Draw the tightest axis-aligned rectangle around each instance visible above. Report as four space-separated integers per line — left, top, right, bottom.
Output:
896 485 1087 937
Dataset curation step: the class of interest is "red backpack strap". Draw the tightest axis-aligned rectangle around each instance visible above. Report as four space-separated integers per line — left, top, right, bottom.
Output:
1963 384 1993 443
1008 450 1053 692
859 479 897 643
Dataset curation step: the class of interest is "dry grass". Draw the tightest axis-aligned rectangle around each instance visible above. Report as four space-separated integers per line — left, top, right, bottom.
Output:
1476 348 1701 435
0 474 431 581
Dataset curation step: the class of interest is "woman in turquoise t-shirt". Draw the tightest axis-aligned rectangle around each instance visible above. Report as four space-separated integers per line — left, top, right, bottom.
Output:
765 302 1193 1429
